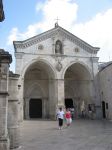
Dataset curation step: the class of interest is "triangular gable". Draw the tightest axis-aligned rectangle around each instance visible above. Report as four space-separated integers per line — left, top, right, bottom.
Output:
13 25 100 54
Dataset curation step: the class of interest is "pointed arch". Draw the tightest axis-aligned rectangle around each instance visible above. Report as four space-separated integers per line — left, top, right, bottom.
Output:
21 58 57 79
62 61 93 80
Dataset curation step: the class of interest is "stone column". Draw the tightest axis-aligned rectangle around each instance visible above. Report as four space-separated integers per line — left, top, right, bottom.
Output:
49 78 65 119
0 49 12 150
8 100 20 149
49 80 56 119
24 98 29 119
42 98 46 118
57 79 65 108
8 73 21 149
45 98 49 118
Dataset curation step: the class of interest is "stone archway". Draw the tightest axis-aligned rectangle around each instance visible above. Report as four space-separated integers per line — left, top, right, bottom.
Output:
64 63 93 118
24 60 56 119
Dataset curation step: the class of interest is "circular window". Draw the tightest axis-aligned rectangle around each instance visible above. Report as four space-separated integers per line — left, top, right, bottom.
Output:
38 44 44 50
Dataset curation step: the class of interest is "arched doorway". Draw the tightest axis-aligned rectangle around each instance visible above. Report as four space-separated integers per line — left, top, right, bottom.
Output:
24 61 56 119
29 99 42 118
64 63 92 118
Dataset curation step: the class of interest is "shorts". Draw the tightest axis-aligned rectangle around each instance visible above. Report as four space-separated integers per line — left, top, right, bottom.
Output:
66 118 72 124
58 118 63 126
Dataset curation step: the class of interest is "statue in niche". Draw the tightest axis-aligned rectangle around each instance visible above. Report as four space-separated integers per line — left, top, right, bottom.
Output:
55 40 62 54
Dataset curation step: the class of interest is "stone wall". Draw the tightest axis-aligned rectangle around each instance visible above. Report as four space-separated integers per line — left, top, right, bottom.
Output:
0 49 12 150
8 73 20 149
99 63 112 120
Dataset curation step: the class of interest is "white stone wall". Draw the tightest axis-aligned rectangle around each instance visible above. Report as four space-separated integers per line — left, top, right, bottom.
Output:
13 26 100 119
99 64 112 120
15 35 98 76
8 76 20 149
8 77 19 100
0 49 12 150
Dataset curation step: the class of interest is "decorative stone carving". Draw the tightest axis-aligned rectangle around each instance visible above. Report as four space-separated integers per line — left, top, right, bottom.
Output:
74 47 80 52
38 44 44 50
0 66 8 79
55 40 62 54
0 49 12 63
51 54 65 62
13 26 99 54
55 60 62 72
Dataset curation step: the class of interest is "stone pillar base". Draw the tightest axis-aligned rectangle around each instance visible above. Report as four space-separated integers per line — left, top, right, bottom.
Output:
8 126 20 149
0 137 10 150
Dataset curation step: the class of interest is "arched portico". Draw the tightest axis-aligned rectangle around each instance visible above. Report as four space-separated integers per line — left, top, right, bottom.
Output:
64 62 94 118
24 60 56 119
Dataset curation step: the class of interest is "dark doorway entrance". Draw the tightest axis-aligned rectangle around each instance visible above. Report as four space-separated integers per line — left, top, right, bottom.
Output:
29 99 42 118
102 101 106 118
65 99 73 108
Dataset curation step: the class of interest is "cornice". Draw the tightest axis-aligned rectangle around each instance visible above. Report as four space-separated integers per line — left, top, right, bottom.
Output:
9 71 20 78
8 99 19 102
0 49 12 63
0 92 9 96
13 26 100 54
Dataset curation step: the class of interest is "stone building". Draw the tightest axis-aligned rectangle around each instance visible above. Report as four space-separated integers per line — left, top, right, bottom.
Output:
0 24 105 149
12 24 101 120
98 62 112 120
0 0 5 22
0 49 12 150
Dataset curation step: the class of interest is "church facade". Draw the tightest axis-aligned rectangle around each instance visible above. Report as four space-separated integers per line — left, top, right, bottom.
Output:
12 24 101 120
0 24 105 149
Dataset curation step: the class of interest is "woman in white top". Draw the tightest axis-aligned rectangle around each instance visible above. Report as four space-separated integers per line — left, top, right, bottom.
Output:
56 107 65 130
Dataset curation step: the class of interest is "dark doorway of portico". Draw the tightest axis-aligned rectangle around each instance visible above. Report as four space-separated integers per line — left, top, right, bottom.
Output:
102 101 106 118
65 99 73 109
29 99 42 118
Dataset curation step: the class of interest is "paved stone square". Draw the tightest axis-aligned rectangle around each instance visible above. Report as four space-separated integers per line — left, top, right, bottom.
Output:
20 120 112 150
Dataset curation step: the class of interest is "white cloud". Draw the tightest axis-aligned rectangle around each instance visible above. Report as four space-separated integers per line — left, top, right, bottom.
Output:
7 0 112 62
41 0 78 30
7 23 43 45
7 0 78 45
72 9 112 62
7 28 18 45
36 2 44 12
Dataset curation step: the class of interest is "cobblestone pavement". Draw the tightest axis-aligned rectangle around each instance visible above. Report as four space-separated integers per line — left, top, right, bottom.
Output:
20 119 112 150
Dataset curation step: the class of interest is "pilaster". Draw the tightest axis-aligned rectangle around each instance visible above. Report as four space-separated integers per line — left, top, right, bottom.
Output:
57 79 65 108
8 100 20 149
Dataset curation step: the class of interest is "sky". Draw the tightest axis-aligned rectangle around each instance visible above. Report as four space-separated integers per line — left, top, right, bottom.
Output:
1 0 112 72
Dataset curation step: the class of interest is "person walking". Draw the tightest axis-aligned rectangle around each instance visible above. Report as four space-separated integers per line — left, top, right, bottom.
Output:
70 107 75 120
65 108 72 127
56 107 65 130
